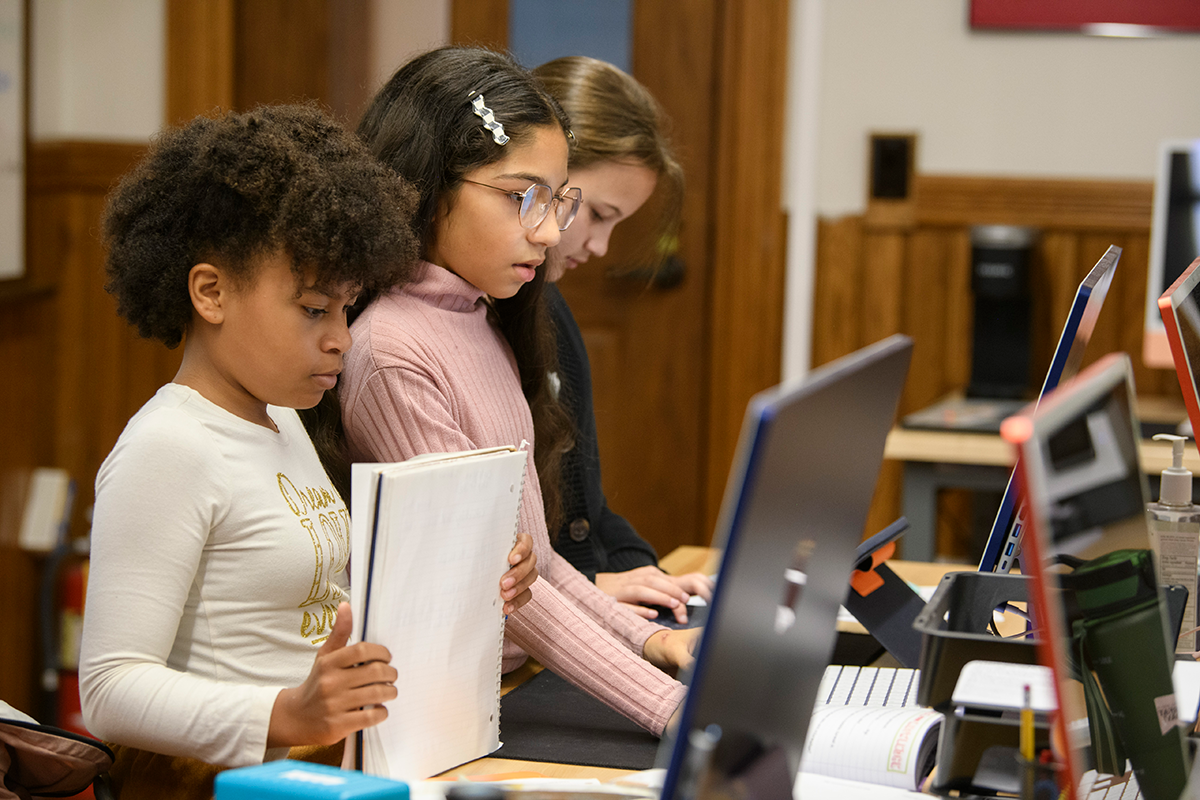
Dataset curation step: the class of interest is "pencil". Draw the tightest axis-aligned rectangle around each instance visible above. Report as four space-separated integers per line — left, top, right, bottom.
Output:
1020 683 1034 761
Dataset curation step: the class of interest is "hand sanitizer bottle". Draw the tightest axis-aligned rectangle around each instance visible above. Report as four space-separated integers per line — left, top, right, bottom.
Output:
1146 432 1200 654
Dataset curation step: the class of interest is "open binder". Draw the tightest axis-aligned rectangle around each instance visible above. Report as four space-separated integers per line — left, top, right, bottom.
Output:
347 446 527 779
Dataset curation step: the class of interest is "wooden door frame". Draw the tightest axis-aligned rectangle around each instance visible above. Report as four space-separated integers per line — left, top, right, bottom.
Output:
701 1 789 535
452 0 790 542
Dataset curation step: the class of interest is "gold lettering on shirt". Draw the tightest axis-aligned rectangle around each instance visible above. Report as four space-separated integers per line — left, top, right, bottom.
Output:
278 472 350 645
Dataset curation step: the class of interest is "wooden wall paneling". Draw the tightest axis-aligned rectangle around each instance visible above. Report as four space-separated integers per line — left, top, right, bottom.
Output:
914 175 1153 231
859 231 905 349
450 0 508 50
902 229 954 414
327 0 372 125
865 459 903 546
234 0 329 110
166 0 235 123
0 290 56 716
51 193 117 526
1031 231 1081 388
944 228 974 390
1116 235 1176 396
811 216 865 367
702 0 790 536
1 142 169 717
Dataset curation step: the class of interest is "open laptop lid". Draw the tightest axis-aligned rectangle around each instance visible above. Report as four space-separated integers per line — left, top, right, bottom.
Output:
657 335 913 800
1158 256 1200 439
978 245 1121 573
999 353 1149 799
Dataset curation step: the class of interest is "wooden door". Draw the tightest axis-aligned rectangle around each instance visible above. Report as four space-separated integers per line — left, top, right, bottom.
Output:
562 5 718 557
453 3 718 556
452 0 789 556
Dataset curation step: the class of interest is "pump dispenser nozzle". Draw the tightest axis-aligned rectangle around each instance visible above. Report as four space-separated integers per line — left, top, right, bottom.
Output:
1153 433 1193 506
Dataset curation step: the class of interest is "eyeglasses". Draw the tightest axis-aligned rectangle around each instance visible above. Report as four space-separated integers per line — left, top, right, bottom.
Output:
462 180 583 231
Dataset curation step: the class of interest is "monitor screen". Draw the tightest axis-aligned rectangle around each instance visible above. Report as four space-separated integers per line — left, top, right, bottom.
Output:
1143 140 1200 368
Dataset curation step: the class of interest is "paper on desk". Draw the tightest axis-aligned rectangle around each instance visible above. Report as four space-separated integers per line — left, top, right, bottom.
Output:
795 771 928 798
952 661 1056 712
800 704 941 789
349 450 527 780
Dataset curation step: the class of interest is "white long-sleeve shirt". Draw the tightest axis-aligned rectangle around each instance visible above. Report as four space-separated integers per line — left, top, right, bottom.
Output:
80 383 350 767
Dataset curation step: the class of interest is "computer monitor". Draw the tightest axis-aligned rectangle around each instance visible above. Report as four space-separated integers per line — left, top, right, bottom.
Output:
657 335 913 800
1143 139 1200 369
977 245 1120 573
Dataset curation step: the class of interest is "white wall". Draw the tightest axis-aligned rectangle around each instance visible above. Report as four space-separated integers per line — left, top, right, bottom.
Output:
814 0 1200 217
368 0 449 96
782 0 1200 379
31 0 164 141
28 0 450 142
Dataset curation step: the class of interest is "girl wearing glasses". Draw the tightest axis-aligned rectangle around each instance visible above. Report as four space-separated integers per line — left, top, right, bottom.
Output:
533 57 714 624
339 46 695 735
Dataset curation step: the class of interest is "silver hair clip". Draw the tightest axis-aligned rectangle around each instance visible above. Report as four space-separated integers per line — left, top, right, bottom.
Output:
468 91 509 146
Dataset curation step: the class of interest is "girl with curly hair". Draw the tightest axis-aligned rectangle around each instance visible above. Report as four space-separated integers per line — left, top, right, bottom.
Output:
79 104 537 798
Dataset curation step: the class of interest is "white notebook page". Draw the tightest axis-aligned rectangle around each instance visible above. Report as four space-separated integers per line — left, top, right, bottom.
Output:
350 449 526 779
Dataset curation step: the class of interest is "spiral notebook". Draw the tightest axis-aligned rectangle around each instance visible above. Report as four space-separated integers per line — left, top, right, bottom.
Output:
347 447 528 779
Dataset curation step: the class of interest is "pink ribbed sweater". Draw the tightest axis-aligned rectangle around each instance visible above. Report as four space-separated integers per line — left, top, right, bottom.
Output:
341 262 685 735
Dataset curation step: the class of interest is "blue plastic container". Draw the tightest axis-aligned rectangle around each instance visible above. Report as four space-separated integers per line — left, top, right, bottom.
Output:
215 760 410 800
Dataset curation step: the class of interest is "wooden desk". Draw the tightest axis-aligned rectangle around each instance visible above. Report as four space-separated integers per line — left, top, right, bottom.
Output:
884 407 1196 562
437 756 635 781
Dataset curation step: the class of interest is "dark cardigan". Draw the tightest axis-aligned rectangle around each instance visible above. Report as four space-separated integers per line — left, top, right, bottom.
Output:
546 284 659 580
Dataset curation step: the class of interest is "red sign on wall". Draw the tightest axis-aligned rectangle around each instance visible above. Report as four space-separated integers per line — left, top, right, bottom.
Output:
971 0 1200 32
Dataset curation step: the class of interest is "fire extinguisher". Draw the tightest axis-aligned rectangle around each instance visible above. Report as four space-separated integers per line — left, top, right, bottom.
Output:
38 510 91 738
56 556 89 737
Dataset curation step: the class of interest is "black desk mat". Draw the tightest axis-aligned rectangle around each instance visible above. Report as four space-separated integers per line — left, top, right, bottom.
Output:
493 670 661 770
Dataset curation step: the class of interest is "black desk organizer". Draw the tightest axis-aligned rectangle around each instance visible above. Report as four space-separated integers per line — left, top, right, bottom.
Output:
913 570 1051 797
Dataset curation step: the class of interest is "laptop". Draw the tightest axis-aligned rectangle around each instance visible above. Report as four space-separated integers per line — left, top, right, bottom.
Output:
1157 255 1200 438
998 353 1156 800
977 245 1121 573
656 334 913 800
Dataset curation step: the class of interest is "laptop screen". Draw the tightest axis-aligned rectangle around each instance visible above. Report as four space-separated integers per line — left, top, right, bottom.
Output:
657 335 913 800
999 353 1151 799
1158 255 1200 439
978 245 1120 573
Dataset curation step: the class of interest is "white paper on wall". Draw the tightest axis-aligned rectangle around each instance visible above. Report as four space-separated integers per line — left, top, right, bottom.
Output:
0 0 24 280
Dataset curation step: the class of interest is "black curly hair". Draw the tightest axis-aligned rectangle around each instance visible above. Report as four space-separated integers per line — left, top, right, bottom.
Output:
102 103 420 348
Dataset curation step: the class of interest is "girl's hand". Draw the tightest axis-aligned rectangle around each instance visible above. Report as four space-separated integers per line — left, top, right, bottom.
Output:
642 627 702 678
595 567 714 624
501 533 538 614
267 602 398 748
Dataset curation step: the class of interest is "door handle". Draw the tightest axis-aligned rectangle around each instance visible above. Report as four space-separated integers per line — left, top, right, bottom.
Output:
606 255 686 290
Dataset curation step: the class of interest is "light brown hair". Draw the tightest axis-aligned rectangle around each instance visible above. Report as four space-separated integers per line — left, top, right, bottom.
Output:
533 56 684 261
